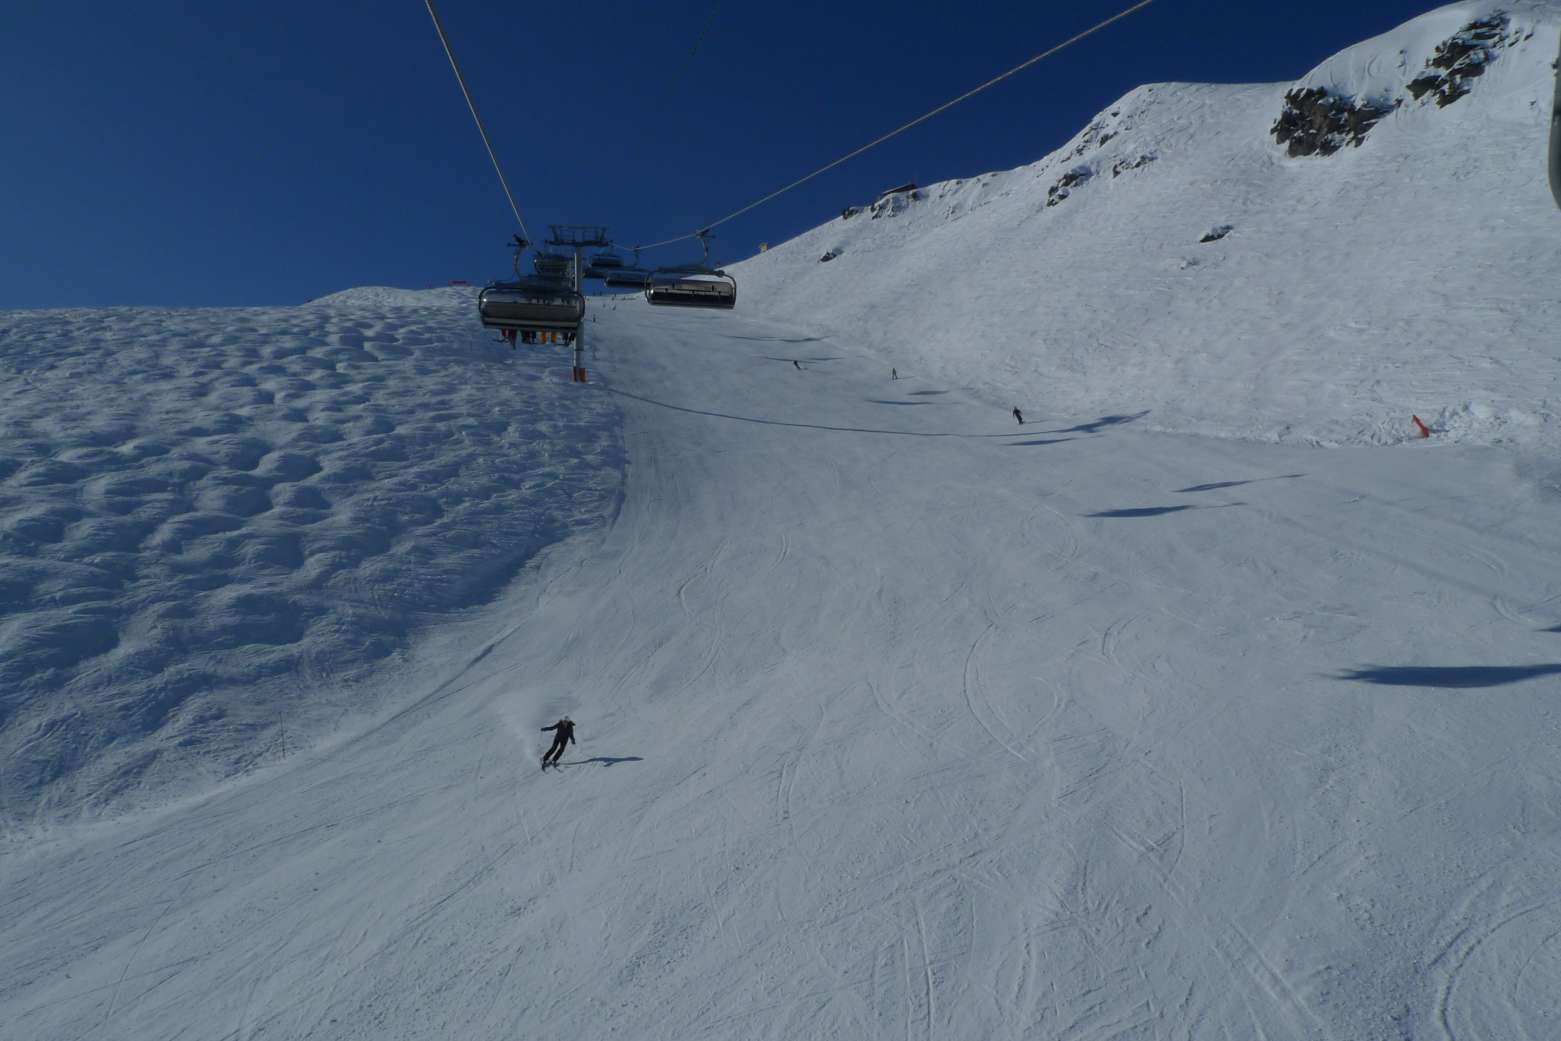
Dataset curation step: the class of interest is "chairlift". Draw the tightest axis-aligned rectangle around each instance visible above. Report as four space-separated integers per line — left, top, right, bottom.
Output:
477 236 585 342
590 250 625 269
643 230 737 310
603 268 651 289
645 267 736 309
532 251 571 279
600 247 650 289
478 279 585 334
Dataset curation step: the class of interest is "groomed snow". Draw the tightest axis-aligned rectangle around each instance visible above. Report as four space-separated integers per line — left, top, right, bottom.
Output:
3 3 1561 1039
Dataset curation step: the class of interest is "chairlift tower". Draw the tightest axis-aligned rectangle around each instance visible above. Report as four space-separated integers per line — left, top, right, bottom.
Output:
546 226 613 382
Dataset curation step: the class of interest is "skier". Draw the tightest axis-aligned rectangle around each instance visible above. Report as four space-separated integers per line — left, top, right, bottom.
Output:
891 367 898 380
1012 406 1024 425
540 717 576 768
793 360 802 370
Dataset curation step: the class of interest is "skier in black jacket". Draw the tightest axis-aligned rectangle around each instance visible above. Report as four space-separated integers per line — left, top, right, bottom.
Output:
540 717 575 768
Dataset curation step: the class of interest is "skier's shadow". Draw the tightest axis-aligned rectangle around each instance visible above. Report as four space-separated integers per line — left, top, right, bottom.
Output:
563 756 644 767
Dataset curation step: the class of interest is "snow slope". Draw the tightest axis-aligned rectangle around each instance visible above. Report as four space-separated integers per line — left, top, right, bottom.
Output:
4 4 1561 1040
6 298 1561 1040
0 290 622 825
736 0 1561 447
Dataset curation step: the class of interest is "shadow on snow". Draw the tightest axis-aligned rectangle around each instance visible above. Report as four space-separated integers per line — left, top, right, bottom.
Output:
1048 410 1152 435
605 388 1023 439
1335 664 1561 688
1175 474 1306 493
1086 503 1244 519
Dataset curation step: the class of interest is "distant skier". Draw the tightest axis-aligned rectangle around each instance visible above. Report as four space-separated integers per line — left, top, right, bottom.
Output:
891 367 898 380
540 717 575 768
1012 407 1024 425
793 360 802 370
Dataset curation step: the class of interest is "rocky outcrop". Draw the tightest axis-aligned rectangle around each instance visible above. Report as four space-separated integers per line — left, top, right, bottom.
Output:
1272 13 1533 155
1111 153 1156 177
1046 167 1093 207
1271 88 1395 157
1405 14 1528 107
870 189 924 219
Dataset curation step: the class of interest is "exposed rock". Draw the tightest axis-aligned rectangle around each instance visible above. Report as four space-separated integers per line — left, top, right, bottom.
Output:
1275 13 1527 152
1111 153 1157 177
819 250 839 263
1200 224 1233 243
1272 87 1395 157
1046 167 1093 207
869 189 924 219
1404 14 1517 108
1066 120 1122 160
841 206 863 221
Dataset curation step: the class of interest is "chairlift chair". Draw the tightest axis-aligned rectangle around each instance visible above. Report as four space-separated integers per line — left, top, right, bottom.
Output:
478 278 585 336
644 267 737 309
476 235 586 345
641 230 737 309
603 267 651 289
532 251 571 280
599 246 649 289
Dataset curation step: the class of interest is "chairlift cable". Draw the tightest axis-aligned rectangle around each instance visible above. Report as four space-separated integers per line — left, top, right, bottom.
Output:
667 0 723 98
632 0 1155 252
424 0 531 241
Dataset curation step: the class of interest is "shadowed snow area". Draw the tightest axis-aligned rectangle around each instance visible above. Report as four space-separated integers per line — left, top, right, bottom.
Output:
3 3 1561 1039
0 290 621 823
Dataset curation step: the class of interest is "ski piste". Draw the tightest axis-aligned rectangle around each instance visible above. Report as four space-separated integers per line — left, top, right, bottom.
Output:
4 4 1561 1039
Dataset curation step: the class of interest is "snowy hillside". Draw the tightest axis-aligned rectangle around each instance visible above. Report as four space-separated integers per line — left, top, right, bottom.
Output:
737 0 1561 447
0 291 621 825
4 4 1561 1041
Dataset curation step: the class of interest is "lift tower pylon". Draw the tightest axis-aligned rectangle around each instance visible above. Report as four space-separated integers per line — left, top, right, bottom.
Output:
546 226 614 383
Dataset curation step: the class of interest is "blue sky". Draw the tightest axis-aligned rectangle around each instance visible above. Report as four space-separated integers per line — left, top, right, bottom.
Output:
2 0 1438 308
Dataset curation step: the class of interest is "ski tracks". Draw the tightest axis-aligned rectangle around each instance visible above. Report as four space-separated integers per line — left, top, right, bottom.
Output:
961 621 1030 765
95 876 194 1038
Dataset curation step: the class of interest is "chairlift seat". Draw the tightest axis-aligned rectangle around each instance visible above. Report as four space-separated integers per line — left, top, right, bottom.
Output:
532 252 571 278
478 280 586 332
603 268 651 289
644 269 737 309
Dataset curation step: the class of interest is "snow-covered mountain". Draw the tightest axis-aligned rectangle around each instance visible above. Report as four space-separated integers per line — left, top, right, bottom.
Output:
739 0 1561 447
4 5 1561 1041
